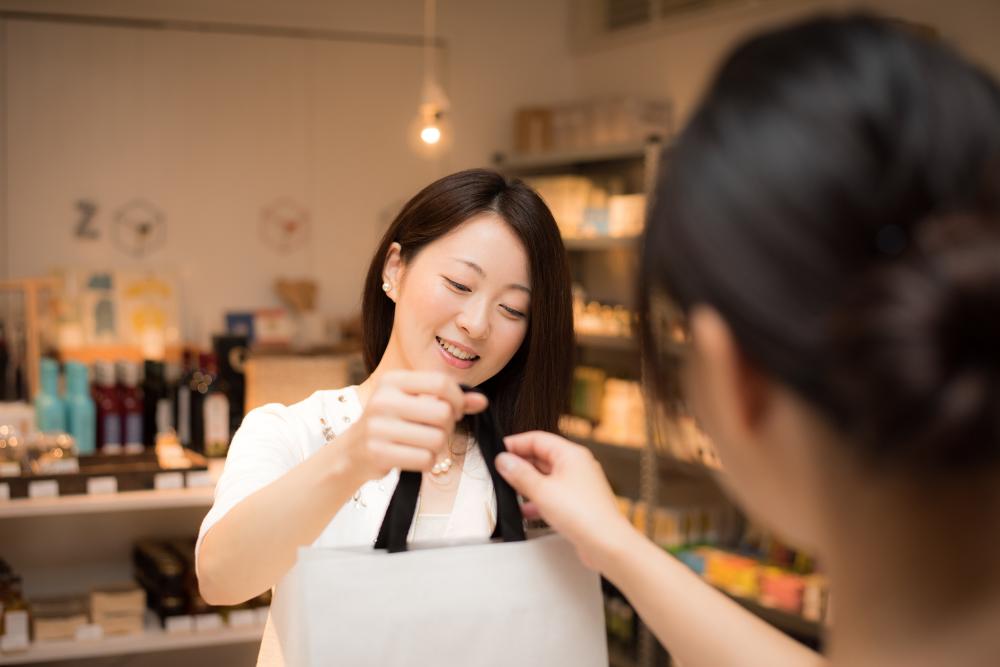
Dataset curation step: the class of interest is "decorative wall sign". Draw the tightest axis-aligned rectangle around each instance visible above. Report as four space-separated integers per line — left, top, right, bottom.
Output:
260 198 310 253
74 199 100 239
113 199 166 258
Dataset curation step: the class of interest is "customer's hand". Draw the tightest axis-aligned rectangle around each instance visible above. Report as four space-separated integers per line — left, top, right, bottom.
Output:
497 431 636 571
340 371 488 484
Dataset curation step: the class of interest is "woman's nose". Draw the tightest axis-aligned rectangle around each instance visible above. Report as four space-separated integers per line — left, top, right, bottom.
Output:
456 300 490 340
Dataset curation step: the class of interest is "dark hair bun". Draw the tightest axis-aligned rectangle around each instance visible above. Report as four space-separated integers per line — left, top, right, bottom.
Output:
831 218 1000 470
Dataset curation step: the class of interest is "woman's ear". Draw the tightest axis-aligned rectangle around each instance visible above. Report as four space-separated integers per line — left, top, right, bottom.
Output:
382 242 404 303
687 306 771 448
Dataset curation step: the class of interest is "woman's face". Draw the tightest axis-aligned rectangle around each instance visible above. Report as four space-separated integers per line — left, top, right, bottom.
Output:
383 212 531 387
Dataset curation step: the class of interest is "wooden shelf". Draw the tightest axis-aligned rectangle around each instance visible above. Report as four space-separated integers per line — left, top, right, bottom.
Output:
563 235 640 251
0 487 215 519
496 140 657 172
569 436 719 481
721 590 824 641
575 333 638 351
0 611 263 665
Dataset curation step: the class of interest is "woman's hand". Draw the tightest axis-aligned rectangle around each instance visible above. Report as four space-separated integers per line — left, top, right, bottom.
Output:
496 431 637 571
340 371 488 484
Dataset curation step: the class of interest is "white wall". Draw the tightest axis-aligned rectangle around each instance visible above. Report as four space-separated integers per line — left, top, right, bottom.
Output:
571 0 1000 126
0 0 574 345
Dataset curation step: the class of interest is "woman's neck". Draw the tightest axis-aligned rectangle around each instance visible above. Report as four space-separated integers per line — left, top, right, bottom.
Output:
822 469 1000 666
356 335 409 407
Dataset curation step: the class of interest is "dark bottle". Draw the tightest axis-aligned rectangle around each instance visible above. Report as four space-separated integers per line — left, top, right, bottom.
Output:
93 361 123 454
118 361 144 454
174 349 197 449
142 360 168 448
198 353 231 458
0 320 8 402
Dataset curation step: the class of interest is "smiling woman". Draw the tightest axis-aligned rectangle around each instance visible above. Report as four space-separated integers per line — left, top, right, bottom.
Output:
362 168 574 436
195 168 574 666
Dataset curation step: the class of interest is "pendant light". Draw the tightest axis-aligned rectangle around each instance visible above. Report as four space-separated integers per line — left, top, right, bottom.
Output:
410 0 451 156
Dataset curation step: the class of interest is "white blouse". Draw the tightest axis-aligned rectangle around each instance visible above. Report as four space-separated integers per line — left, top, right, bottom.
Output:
196 387 498 666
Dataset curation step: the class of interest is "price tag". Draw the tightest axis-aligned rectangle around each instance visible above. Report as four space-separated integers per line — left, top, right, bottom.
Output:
254 606 270 625
227 609 256 628
154 472 184 491
87 476 118 495
0 483 9 501
165 615 194 634
185 470 214 489
194 613 223 633
28 479 59 499
0 461 20 477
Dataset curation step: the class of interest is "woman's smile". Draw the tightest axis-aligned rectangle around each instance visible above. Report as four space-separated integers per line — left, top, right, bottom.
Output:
435 335 480 369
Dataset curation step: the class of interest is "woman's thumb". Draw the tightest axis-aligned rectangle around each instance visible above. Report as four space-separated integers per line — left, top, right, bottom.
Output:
496 452 545 498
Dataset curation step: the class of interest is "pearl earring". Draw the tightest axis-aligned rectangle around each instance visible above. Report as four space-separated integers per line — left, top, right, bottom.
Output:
382 282 391 292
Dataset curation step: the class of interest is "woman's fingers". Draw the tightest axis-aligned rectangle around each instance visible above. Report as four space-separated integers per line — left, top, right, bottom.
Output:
463 391 489 415
368 417 450 454
502 430 572 464
379 393 456 430
383 371 470 420
372 441 436 473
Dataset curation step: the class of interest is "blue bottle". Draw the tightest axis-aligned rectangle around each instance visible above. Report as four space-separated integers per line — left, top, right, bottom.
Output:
34 357 67 433
64 362 97 455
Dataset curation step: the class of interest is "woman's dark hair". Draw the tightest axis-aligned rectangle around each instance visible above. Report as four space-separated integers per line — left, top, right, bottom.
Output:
639 14 1000 472
362 168 573 435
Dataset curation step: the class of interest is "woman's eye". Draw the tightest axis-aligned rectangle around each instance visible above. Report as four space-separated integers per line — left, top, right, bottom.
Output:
500 305 527 319
444 277 472 293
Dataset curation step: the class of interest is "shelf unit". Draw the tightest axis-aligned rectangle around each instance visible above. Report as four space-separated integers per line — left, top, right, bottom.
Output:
495 140 656 172
0 611 263 665
500 138 824 664
0 487 214 520
0 482 264 665
563 235 640 251
500 137 668 667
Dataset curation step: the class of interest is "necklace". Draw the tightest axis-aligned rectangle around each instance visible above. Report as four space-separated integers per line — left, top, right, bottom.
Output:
431 432 470 476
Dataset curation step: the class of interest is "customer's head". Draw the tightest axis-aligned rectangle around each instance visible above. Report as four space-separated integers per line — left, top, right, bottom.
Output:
639 15 1000 549
363 168 573 435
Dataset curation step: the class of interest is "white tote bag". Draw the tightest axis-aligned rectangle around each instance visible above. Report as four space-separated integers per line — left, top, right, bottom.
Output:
270 533 608 666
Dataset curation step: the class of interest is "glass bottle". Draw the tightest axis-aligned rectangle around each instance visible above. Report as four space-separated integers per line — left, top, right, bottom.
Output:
93 361 123 454
118 362 144 454
64 361 96 456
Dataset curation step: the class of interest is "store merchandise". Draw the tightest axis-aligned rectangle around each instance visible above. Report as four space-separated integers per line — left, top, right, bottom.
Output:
0 322 8 402
593 378 646 447
0 560 30 653
133 537 269 629
142 360 169 449
199 353 231 458
30 596 89 641
573 293 634 338
175 349 196 448
90 584 145 636
0 403 33 440
513 97 671 154
93 361 123 454
33 358 66 433
212 334 247 440
0 425 24 478
117 362 144 454
25 433 79 475
571 366 606 423
608 193 646 238
64 362 96 455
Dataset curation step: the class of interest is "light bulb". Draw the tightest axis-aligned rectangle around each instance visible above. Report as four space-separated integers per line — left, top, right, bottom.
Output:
420 124 442 145
409 102 451 157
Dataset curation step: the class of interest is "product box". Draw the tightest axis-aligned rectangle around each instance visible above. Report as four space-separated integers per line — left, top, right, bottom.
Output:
31 596 89 641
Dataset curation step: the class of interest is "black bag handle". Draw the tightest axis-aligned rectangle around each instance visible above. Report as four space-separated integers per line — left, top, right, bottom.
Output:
374 386 525 553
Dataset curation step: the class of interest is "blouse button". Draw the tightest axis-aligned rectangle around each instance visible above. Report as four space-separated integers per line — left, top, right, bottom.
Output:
338 394 347 403
343 416 351 424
